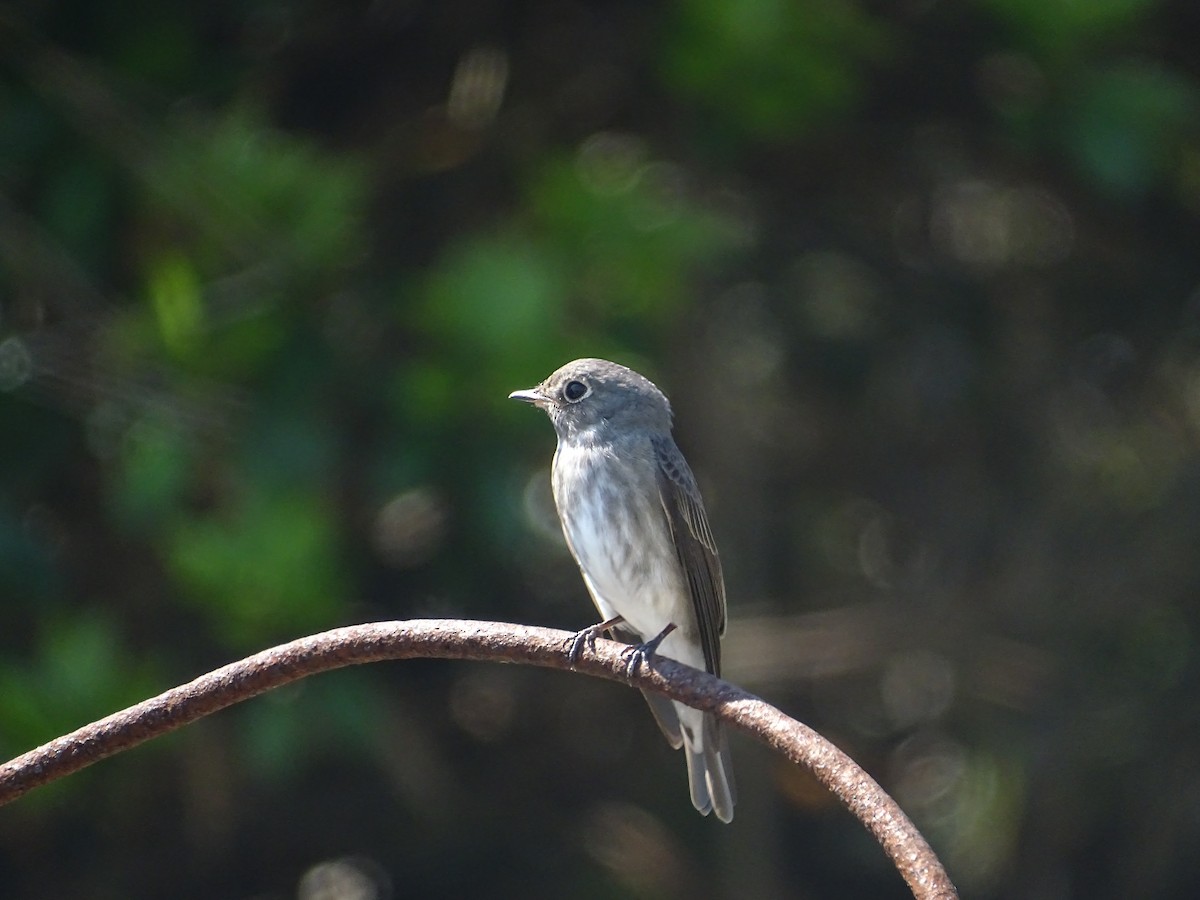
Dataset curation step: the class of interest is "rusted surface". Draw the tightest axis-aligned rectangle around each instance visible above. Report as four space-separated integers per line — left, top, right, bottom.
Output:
0 619 956 899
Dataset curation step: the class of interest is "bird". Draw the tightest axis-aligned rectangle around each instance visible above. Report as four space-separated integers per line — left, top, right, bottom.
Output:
509 358 735 822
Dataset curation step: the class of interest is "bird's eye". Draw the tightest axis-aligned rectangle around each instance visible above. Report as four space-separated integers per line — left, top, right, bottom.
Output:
563 380 589 402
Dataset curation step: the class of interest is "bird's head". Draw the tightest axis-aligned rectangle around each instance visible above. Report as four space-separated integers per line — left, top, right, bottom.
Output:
509 358 673 439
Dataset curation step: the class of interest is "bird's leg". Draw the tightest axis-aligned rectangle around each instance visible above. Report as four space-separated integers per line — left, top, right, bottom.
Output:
567 615 626 664
624 622 678 679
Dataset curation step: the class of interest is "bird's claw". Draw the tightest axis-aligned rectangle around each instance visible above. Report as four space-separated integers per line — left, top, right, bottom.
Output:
566 628 598 664
623 622 677 678
566 615 625 666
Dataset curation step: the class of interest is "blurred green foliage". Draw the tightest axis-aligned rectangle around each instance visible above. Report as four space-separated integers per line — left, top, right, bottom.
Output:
663 0 890 139
169 489 346 645
2 0 1200 898
0 611 162 755
1061 63 1200 197
981 0 1156 54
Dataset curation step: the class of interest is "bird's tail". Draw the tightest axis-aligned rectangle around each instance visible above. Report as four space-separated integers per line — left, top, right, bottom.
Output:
677 702 736 823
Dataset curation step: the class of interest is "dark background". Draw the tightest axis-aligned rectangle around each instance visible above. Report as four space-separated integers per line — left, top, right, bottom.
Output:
3 1 1200 897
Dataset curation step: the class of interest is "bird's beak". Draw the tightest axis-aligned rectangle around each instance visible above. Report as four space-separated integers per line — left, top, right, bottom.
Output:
508 387 547 406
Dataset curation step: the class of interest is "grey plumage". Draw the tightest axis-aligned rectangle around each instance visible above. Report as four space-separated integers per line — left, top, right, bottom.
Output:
510 358 736 822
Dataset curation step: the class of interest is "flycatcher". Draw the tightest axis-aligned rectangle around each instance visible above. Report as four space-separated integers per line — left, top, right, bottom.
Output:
510 358 735 822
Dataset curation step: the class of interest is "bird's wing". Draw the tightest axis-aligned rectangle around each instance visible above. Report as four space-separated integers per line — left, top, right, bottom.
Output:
652 435 726 677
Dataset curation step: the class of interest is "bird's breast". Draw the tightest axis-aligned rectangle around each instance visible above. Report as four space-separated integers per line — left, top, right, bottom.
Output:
551 439 684 628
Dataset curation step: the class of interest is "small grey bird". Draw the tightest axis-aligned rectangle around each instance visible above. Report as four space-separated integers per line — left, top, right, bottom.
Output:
510 358 735 822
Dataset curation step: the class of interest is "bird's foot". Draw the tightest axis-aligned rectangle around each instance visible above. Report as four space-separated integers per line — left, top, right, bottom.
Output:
567 615 625 665
624 622 678 679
